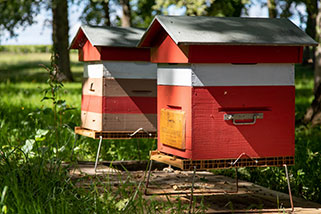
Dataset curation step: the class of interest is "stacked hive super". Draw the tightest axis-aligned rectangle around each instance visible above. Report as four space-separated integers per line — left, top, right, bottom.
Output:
138 16 317 169
71 26 157 133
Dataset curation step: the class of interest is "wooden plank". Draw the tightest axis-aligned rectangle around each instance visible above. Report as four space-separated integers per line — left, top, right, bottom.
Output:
102 113 157 132
83 78 157 97
81 95 157 114
104 78 157 97
82 78 104 96
75 126 96 139
81 111 157 132
160 108 186 150
150 150 184 169
75 127 157 139
189 45 303 63
81 111 102 131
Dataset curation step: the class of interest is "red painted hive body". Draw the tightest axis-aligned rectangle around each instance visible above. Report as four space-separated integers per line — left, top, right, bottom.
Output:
70 26 157 132
138 16 317 161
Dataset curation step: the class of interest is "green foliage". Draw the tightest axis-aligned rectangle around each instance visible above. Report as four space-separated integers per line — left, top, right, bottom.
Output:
153 0 249 16
0 0 40 41
0 45 52 53
0 52 155 162
0 151 193 213
131 0 159 28
206 0 250 17
80 0 115 26
1 49 321 213
0 52 184 213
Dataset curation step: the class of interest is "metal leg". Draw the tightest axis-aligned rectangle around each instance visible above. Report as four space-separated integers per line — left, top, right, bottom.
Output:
144 160 153 195
235 167 239 193
94 136 103 172
189 166 197 214
70 133 78 161
284 164 294 213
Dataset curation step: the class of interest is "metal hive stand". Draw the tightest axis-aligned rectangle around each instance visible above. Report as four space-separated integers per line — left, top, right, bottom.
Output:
72 127 157 171
145 151 295 213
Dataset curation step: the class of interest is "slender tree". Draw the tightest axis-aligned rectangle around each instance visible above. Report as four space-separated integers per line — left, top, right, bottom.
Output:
131 0 158 28
304 3 321 125
51 0 73 81
80 0 111 26
119 0 131 27
153 0 249 17
267 0 277 18
102 0 111 26
0 0 73 81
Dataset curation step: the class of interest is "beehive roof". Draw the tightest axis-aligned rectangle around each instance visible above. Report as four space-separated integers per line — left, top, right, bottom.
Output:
70 25 145 49
138 16 318 47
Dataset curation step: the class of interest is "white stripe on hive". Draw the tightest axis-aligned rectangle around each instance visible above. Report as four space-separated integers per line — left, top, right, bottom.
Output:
157 63 294 86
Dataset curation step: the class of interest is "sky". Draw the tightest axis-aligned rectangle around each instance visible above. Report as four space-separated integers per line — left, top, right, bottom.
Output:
1 0 307 45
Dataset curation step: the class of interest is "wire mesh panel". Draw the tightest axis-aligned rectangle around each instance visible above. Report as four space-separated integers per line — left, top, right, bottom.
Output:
150 151 294 171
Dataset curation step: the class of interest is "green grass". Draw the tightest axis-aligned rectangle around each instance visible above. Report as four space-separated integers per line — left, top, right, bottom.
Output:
0 52 156 162
0 51 167 214
295 64 315 120
0 52 83 83
0 51 321 213
0 45 52 53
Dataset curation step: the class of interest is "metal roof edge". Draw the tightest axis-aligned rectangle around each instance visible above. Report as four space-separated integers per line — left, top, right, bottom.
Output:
284 19 318 46
137 16 159 47
69 25 96 49
80 25 98 47
137 15 180 47
69 27 83 49
178 42 318 46
155 15 180 45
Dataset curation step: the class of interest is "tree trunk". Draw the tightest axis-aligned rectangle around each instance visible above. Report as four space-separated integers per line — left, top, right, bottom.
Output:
304 2 321 125
103 0 110 26
304 82 321 125
267 0 277 18
52 0 73 81
119 0 131 27
303 0 318 66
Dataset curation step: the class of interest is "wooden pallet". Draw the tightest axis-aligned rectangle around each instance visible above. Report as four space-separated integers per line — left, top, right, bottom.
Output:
150 150 294 170
75 127 157 139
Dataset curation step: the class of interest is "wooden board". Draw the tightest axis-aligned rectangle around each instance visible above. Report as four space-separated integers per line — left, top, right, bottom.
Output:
75 126 157 139
150 150 184 169
81 112 157 132
68 162 321 213
81 95 157 114
150 34 303 63
159 108 186 150
150 151 294 170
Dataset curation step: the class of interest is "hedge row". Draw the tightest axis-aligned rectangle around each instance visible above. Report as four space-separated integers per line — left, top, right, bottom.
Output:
0 45 52 53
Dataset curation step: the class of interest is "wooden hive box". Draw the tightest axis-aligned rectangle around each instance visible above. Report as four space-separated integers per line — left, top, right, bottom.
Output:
70 26 157 132
138 16 317 161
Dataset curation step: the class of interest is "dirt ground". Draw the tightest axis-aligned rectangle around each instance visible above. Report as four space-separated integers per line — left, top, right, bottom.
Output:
67 161 321 214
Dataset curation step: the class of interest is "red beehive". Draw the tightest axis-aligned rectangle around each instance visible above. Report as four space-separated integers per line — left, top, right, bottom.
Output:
70 26 157 132
138 16 317 161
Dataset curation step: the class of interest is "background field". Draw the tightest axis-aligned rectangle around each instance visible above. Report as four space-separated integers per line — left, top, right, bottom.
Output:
0 49 320 212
